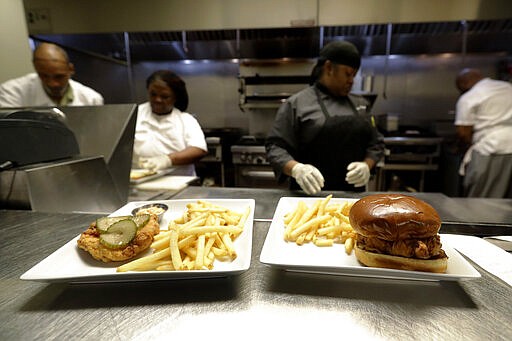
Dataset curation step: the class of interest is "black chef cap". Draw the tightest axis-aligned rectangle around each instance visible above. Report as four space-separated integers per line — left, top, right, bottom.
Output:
318 41 361 70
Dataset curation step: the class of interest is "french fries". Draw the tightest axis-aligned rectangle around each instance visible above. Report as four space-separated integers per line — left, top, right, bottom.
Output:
117 201 250 272
283 195 357 254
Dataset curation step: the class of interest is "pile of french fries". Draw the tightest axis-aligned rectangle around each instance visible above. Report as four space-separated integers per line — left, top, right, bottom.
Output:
283 195 356 254
117 201 250 272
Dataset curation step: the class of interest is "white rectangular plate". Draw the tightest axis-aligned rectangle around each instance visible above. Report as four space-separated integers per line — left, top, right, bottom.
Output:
259 197 481 281
20 199 255 283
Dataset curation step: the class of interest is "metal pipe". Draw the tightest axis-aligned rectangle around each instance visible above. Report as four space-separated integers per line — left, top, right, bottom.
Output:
461 20 468 65
182 31 188 53
236 29 240 58
319 26 324 49
382 23 392 99
123 32 135 102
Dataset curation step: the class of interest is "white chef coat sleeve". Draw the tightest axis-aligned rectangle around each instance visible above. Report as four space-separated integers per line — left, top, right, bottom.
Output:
182 114 207 151
455 94 476 126
0 78 24 107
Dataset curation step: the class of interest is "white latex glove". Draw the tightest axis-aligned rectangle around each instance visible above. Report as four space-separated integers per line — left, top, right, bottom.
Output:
345 161 370 187
139 155 172 171
291 163 324 195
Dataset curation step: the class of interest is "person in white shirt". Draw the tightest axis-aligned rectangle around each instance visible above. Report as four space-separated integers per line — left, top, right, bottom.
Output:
0 42 103 107
454 68 512 198
134 70 207 176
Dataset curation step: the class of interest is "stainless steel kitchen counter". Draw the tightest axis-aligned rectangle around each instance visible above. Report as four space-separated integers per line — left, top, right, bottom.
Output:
175 187 456 219
1 188 512 340
173 187 512 235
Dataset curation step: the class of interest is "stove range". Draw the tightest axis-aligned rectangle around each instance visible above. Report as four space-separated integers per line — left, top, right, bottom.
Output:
230 142 283 188
231 145 268 165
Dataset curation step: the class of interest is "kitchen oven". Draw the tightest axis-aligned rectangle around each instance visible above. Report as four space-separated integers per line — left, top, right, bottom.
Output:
231 143 287 189
376 136 443 192
197 136 224 186
233 61 312 189
238 59 313 111
196 128 244 187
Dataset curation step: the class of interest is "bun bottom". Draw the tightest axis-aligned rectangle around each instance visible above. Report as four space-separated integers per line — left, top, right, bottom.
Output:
354 245 448 273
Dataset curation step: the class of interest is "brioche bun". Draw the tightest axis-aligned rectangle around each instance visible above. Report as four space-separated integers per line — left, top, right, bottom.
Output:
349 194 447 273
354 244 448 273
349 194 441 241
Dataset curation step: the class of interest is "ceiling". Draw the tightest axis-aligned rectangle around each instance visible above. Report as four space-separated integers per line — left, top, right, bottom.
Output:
32 19 512 62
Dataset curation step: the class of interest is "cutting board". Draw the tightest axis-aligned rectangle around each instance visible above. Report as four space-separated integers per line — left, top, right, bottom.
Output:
135 175 198 191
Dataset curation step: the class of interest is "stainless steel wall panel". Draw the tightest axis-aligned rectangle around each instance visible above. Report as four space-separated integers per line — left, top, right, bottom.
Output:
62 104 137 202
0 157 123 213
25 157 123 213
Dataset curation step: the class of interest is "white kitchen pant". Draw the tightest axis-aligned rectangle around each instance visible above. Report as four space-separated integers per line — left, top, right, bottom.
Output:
463 150 512 198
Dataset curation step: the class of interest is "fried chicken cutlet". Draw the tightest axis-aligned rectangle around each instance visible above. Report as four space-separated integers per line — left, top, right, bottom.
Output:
77 214 160 262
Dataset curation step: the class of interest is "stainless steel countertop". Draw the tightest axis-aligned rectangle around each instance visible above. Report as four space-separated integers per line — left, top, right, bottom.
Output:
2 188 512 340
173 187 512 235
154 187 458 219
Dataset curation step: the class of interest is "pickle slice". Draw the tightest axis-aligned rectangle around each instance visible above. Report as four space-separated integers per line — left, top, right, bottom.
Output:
132 214 150 230
96 215 132 234
99 219 137 249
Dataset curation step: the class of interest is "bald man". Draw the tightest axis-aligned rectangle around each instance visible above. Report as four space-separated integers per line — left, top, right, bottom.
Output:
0 43 103 107
454 68 512 198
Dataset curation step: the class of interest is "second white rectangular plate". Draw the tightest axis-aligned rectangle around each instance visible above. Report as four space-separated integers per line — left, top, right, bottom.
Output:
259 197 481 281
20 199 255 283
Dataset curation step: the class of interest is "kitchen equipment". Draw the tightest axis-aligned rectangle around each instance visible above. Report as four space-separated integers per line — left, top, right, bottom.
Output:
386 114 399 132
0 156 123 213
376 136 443 192
239 74 311 110
238 59 314 111
0 109 79 166
203 137 222 162
232 145 268 165
63 104 137 201
197 136 224 186
0 104 137 212
231 140 287 188
196 128 245 187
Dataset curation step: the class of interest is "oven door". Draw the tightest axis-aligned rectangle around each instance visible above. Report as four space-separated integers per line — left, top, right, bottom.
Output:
234 165 287 189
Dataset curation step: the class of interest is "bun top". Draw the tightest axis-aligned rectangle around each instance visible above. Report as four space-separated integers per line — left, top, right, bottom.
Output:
349 194 441 241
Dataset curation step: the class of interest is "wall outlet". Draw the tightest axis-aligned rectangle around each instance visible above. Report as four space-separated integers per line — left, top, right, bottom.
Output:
26 8 52 33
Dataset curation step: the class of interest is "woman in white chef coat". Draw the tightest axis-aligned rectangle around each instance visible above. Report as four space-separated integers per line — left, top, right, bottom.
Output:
134 70 207 176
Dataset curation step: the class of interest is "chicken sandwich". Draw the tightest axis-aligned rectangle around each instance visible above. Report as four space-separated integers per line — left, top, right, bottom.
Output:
349 194 447 273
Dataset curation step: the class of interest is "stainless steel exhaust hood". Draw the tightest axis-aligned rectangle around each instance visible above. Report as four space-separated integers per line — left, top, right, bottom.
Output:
31 19 512 62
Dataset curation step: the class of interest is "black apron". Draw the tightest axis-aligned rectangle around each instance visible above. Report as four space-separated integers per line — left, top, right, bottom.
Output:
290 88 373 192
